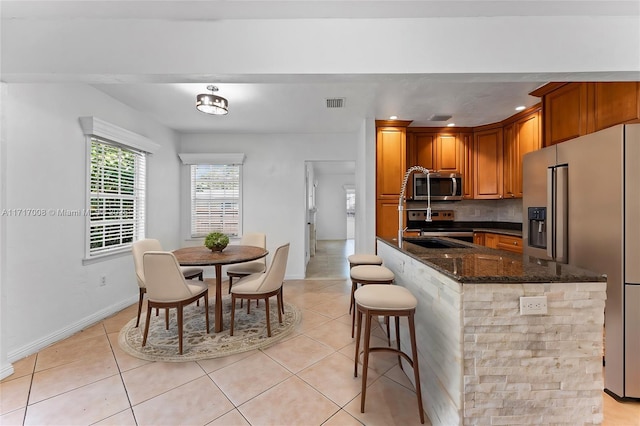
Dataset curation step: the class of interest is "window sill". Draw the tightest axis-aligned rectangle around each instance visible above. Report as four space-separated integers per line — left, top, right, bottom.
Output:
82 249 131 265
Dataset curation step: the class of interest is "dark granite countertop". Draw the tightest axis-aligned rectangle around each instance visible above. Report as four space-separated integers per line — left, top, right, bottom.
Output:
378 237 605 284
472 228 522 237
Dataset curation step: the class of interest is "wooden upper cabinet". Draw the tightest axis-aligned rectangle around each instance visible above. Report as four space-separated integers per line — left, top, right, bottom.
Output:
436 134 460 172
410 132 435 170
461 133 474 199
503 123 516 198
544 82 588 146
407 130 463 173
593 82 640 131
531 82 640 146
474 126 503 199
503 108 541 198
376 125 407 198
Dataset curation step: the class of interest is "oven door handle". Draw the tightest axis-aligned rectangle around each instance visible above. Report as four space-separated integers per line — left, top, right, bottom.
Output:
451 177 457 197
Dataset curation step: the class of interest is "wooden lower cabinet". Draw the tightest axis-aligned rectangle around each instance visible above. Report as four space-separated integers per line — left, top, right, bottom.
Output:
495 234 523 253
376 199 401 240
474 232 523 254
473 233 484 245
484 233 499 249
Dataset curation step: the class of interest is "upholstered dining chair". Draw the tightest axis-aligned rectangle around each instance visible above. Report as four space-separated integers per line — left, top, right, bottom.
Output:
142 251 209 355
132 239 204 327
226 232 267 293
229 243 289 337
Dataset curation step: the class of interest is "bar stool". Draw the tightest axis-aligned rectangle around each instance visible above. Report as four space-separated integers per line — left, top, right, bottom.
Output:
347 254 384 315
349 265 394 339
353 284 424 424
347 254 383 269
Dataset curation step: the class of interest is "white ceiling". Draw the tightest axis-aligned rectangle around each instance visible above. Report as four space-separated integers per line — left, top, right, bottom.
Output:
90 77 549 133
2 1 639 134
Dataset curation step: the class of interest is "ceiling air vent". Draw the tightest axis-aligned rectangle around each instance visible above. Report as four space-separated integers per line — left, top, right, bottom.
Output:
326 98 346 108
428 114 452 122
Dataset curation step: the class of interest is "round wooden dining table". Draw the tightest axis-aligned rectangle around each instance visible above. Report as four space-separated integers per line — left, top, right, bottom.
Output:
173 245 268 333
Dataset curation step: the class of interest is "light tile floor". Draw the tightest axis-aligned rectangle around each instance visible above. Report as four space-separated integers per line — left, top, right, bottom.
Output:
1 240 639 425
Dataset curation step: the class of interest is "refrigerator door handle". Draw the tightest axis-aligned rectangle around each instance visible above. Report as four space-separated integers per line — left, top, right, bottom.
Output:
546 167 555 259
555 165 569 263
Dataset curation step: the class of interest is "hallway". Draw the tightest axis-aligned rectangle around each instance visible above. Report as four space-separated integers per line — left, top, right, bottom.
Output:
305 239 354 280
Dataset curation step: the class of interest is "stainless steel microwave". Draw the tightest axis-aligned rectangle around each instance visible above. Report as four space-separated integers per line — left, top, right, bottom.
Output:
413 172 463 201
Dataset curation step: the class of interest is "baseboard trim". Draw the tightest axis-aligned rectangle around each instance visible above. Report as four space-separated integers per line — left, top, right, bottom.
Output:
7 295 137 364
0 362 15 381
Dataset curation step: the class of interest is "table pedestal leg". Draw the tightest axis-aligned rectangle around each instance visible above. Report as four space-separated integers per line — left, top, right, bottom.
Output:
214 265 223 333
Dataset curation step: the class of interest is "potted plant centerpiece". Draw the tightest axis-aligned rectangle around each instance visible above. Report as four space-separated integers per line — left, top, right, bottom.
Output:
204 232 229 252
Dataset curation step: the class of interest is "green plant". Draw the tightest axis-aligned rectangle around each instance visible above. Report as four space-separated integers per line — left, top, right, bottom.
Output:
204 232 229 251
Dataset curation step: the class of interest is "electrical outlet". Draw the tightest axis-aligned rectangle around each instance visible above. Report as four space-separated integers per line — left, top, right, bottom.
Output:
520 296 547 315
100 275 107 286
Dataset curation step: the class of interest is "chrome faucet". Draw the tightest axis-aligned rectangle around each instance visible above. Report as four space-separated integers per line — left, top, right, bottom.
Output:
398 165 432 247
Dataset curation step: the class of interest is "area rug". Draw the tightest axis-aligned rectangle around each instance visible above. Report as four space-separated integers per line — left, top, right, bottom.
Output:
118 295 301 362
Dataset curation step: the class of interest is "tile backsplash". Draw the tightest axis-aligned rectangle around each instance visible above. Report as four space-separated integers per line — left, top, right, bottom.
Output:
407 198 523 223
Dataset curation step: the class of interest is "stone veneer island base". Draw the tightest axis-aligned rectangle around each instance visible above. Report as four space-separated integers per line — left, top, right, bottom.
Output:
377 238 607 425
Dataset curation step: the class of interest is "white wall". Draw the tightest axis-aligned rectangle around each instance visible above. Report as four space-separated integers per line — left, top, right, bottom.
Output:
315 172 355 240
3 16 639 77
179 132 357 279
355 118 377 254
0 82 10 378
2 83 181 363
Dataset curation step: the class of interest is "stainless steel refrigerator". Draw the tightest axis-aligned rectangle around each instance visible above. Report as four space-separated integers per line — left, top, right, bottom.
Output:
522 123 640 399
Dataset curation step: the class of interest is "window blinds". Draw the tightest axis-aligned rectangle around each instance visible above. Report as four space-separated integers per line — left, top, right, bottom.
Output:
190 164 240 237
89 137 146 255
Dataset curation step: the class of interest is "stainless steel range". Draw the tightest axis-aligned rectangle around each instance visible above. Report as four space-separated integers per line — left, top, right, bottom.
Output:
407 209 474 242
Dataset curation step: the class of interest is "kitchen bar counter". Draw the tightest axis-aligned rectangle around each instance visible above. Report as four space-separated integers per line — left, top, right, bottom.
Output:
376 236 606 425
379 237 604 283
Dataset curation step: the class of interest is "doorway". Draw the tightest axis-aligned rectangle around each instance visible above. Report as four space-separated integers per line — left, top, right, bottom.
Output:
304 160 355 276
345 185 355 239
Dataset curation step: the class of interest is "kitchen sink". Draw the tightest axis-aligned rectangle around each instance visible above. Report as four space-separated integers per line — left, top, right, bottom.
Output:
403 237 470 249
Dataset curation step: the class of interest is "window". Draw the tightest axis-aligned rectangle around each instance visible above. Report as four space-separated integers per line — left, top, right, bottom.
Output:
80 116 160 260
178 153 245 240
346 188 356 217
190 164 240 237
88 138 146 256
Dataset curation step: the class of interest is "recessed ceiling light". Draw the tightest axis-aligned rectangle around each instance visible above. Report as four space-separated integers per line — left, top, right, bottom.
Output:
389 115 398 120
447 123 456 127
515 106 526 111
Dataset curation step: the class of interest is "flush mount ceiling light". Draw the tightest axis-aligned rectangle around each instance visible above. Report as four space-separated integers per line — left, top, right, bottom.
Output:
196 85 228 115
